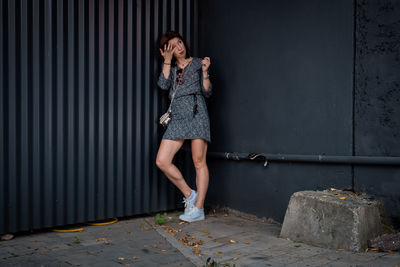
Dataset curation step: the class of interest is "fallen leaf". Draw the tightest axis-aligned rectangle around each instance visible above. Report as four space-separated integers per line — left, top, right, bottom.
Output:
224 214 229 217
339 197 347 200
295 244 301 248
179 222 185 225
160 249 167 252
322 195 328 198
208 236 213 238
87 251 94 255
233 257 238 261
230 240 237 243
192 236 196 239
133 256 138 260
40 251 48 255
104 241 111 245
193 247 201 254
124 264 130 266
244 241 250 244
202 229 210 235
388 250 394 254
337 248 345 251
118 257 125 260
168 217 173 220
96 238 108 242
216 251 223 255
152 244 158 248
235 252 241 255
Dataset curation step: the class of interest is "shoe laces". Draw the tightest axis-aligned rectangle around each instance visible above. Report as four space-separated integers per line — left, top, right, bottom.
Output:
182 197 194 209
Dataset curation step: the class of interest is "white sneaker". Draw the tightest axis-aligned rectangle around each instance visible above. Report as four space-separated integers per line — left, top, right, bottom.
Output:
182 190 197 216
179 206 205 222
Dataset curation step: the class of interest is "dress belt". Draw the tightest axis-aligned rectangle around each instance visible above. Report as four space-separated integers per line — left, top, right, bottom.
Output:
174 93 202 118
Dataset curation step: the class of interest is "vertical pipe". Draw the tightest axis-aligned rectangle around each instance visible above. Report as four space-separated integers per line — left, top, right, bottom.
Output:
87 0 96 222
19 0 30 231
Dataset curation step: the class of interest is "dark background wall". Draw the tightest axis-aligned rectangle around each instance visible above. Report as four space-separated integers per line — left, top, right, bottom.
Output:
354 0 400 227
199 0 400 227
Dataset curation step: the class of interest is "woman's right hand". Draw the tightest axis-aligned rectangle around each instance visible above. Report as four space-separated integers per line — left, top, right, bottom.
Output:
159 43 176 63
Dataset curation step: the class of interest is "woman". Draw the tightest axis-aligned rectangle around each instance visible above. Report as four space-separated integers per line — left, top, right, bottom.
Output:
155 31 212 222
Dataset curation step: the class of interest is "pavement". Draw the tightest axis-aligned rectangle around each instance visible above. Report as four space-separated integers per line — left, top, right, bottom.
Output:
1 208 400 267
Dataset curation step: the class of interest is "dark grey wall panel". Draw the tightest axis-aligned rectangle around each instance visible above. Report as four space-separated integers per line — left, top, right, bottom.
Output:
199 0 354 222
0 0 198 235
354 0 400 227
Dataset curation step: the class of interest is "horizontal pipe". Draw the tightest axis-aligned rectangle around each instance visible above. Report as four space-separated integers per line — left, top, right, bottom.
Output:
207 152 400 166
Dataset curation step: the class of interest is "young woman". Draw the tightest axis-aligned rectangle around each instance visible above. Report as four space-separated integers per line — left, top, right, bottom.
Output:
155 31 212 222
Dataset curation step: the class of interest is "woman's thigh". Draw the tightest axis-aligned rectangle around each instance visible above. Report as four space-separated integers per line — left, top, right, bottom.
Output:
191 139 208 162
156 139 185 163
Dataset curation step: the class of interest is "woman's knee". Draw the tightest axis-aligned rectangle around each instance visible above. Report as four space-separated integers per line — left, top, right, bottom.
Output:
192 156 207 170
156 156 170 171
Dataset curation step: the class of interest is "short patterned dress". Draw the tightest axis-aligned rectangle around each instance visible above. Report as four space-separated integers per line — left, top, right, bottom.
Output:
157 57 212 143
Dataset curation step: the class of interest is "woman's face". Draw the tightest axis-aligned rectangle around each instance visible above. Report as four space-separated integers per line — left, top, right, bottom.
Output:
168 37 186 59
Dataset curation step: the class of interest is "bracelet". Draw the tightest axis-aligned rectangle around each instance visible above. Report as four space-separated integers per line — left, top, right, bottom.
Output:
203 76 209 80
164 62 171 65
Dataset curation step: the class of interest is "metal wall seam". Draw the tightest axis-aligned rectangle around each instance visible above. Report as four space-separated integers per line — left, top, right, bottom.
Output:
0 0 5 234
97 0 106 220
31 0 41 229
20 0 30 231
55 0 65 226
77 0 86 224
126 0 133 215
88 0 96 222
66 0 75 225
151 0 160 211
116 0 124 217
43 0 54 228
8 0 18 233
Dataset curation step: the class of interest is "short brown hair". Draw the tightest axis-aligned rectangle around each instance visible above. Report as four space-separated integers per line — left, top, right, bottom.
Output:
159 31 191 61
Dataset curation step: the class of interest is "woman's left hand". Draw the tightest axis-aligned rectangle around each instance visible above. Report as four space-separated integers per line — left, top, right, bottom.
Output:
201 57 211 72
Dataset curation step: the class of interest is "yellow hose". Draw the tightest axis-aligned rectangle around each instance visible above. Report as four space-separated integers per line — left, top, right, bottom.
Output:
51 228 84 233
87 218 118 226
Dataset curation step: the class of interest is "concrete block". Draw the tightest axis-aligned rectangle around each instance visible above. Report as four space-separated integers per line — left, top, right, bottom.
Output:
280 190 384 251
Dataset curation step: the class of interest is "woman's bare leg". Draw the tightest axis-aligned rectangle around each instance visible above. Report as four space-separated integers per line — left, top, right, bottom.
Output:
156 139 192 198
191 139 209 209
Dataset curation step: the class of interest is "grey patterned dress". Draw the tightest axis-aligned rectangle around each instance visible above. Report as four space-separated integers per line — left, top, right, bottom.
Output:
157 57 212 143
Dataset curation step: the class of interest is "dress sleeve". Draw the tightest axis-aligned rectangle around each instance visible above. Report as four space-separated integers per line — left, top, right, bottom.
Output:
200 71 212 98
157 66 172 90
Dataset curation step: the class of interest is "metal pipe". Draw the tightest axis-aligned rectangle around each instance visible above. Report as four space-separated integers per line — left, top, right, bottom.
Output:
207 152 400 166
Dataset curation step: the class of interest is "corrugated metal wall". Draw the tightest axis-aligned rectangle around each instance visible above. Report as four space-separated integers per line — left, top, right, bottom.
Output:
0 0 198 234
